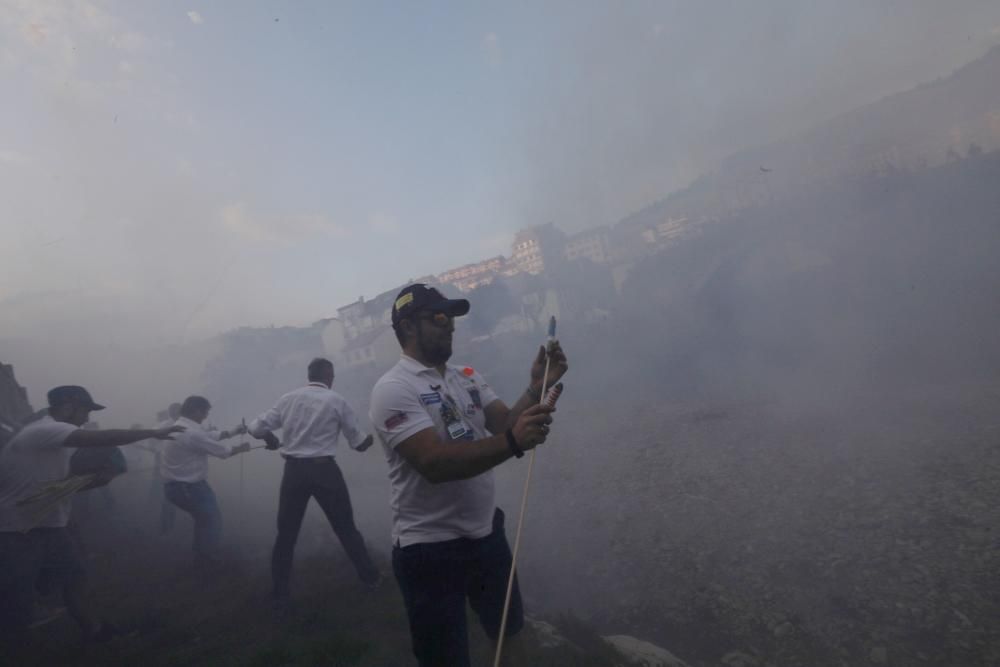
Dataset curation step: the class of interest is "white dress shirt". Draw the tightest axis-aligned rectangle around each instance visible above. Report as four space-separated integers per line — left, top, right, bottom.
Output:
248 383 366 458
160 416 241 483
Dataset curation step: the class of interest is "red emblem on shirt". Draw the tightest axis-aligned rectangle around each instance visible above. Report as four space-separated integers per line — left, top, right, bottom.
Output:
384 412 408 430
462 367 474 376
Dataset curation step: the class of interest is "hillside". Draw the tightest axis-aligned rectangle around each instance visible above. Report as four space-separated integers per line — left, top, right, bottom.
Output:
492 151 1000 666
623 45 1000 226
0 506 656 667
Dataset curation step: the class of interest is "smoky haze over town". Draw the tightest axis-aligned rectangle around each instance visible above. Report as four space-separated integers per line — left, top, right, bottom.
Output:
2 2 1000 666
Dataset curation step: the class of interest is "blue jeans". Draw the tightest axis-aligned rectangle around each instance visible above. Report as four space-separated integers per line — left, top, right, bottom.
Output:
164 480 222 560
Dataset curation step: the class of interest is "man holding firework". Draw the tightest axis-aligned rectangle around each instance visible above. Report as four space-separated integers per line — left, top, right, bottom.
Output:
369 283 568 667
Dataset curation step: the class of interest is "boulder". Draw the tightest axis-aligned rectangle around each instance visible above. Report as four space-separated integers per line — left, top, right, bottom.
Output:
603 635 690 667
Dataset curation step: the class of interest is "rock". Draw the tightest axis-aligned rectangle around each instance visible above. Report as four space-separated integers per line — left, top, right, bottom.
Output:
526 618 570 650
603 635 690 667
870 646 887 664
721 650 760 667
772 621 793 638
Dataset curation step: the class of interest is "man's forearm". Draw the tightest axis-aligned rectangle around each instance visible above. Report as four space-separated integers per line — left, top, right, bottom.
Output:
66 429 164 449
425 433 515 483
504 386 541 431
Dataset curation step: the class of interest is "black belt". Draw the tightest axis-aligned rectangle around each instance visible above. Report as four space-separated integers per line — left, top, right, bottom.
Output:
281 455 334 464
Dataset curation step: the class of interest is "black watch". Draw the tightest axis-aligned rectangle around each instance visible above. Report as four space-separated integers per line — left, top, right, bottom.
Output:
505 428 524 458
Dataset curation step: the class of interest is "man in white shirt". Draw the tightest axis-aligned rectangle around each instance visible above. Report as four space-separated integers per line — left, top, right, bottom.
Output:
142 403 181 534
248 357 380 606
369 284 567 667
160 396 249 565
0 385 182 644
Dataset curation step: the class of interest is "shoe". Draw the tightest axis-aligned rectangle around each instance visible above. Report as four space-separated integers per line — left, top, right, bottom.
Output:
90 622 123 643
363 572 384 593
28 604 65 629
271 596 293 622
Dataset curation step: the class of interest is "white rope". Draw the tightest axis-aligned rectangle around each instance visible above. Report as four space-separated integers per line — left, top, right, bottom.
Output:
238 418 247 536
493 352 551 666
239 446 245 535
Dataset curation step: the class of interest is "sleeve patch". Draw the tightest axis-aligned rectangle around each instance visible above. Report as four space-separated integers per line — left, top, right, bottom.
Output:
384 412 409 430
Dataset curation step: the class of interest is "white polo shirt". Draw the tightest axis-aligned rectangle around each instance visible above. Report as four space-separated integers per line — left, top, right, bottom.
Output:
160 416 240 483
0 416 80 532
370 354 500 547
248 383 366 458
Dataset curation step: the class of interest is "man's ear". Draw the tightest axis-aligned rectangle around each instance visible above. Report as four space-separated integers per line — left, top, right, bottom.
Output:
400 319 415 339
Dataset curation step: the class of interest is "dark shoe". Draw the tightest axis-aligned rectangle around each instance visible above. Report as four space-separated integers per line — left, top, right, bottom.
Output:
363 572 384 593
28 604 65 629
90 622 122 643
271 596 293 622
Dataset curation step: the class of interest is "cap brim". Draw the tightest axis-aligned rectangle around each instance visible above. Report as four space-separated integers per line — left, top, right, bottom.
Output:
435 298 470 317
88 402 106 411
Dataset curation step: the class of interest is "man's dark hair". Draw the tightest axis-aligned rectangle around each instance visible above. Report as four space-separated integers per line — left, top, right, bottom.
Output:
180 395 211 418
307 358 334 382
392 321 408 347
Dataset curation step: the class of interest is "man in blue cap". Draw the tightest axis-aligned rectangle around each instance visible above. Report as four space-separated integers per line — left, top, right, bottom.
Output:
370 284 568 666
0 385 182 645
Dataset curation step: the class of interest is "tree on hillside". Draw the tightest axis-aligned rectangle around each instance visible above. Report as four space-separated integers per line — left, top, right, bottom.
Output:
464 279 518 337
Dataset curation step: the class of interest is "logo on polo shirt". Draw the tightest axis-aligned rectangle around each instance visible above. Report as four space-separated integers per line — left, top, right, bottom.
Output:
420 391 442 405
384 412 408 430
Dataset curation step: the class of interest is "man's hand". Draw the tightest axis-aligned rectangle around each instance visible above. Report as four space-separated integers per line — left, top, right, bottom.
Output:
353 434 374 452
529 340 568 395
511 404 554 452
262 432 281 451
222 423 248 439
152 425 185 440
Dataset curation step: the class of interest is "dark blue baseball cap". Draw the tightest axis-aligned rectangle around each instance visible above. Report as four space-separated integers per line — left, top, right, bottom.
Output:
391 284 470 325
47 385 106 411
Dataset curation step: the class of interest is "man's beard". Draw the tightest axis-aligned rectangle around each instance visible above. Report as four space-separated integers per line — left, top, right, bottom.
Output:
418 331 452 365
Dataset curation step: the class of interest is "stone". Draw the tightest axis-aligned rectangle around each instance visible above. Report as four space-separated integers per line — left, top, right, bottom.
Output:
721 650 761 667
772 622 793 638
603 635 690 667
526 618 569 650
870 646 887 664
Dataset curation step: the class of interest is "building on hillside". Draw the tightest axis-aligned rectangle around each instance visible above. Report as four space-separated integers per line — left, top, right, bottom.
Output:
637 216 709 249
0 363 34 448
336 278 434 343
338 325 399 371
320 318 347 360
510 223 567 275
564 226 611 264
0 364 33 425
437 256 507 292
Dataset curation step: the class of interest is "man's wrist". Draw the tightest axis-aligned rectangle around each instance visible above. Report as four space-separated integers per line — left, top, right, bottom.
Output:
505 428 524 458
525 385 542 401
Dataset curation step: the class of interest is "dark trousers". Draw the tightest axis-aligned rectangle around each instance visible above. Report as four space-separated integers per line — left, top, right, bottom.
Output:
392 508 524 667
272 457 378 598
164 480 222 560
0 528 85 641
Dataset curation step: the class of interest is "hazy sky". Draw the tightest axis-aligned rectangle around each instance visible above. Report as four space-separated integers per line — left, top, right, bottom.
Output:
2 1 1000 343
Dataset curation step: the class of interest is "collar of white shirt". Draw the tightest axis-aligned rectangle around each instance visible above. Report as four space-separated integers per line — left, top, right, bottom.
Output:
398 353 444 376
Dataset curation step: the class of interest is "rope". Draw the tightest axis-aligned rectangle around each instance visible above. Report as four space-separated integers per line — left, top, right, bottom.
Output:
493 352 551 666
239 447 245 535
